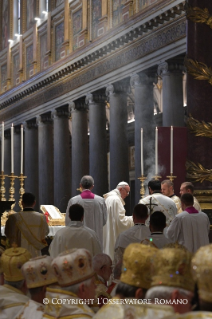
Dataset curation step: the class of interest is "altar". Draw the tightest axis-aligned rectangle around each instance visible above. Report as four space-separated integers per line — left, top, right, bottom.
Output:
1 225 65 237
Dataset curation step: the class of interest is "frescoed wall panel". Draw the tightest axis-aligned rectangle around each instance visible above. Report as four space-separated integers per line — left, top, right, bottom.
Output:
26 44 33 79
112 0 131 27
55 22 64 61
13 53 20 86
138 0 159 11
40 33 48 70
1 64 7 92
73 9 83 51
92 0 102 39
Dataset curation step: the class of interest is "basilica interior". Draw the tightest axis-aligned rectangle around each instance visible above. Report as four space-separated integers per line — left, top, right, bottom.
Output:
0 0 211 220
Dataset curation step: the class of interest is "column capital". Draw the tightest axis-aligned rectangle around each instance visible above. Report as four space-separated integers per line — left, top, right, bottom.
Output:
85 90 106 105
70 98 88 112
106 79 130 98
14 124 22 134
130 73 149 87
158 60 185 77
24 118 38 129
52 105 71 119
36 112 53 126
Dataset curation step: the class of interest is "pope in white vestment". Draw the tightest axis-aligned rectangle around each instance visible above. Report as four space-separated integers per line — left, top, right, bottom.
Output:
65 189 107 249
103 184 133 261
49 221 102 258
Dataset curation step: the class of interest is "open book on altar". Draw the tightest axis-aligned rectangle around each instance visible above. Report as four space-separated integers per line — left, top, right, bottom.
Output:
40 205 65 226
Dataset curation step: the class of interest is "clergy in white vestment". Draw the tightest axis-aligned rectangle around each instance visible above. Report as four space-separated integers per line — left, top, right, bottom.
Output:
114 204 150 264
139 180 177 227
65 175 107 249
15 255 58 319
103 182 133 261
179 181 201 213
143 211 173 249
5 193 49 258
93 243 175 319
43 249 95 319
49 203 102 258
0 246 31 319
161 179 181 214
167 193 210 253
146 245 195 314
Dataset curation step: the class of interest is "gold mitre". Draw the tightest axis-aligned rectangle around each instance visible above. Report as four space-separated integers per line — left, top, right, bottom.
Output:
165 242 188 252
51 248 95 287
120 243 157 289
1 245 31 281
22 255 57 289
192 244 212 303
151 247 194 292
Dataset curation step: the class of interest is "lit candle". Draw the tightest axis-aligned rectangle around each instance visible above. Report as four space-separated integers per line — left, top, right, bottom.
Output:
11 124 14 173
141 128 143 175
155 127 158 175
170 126 173 174
20 124 23 174
1 122 4 172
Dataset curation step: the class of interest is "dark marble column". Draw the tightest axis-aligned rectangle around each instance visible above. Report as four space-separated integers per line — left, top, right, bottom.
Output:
187 0 212 190
14 125 21 211
158 59 185 127
53 105 71 213
130 73 154 204
70 99 89 197
24 119 39 211
86 91 108 197
37 112 54 206
106 80 129 190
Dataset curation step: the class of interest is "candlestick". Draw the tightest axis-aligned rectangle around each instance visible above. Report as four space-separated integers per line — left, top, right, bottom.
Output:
8 173 18 211
18 173 27 209
170 126 173 174
1 122 4 172
11 124 14 173
155 127 158 175
138 175 146 199
141 128 143 176
0 171 8 201
166 173 177 182
20 124 23 174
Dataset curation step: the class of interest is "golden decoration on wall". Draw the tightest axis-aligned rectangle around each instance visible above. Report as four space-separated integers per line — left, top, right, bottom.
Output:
184 57 212 86
187 6 212 29
186 114 212 138
186 160 212 183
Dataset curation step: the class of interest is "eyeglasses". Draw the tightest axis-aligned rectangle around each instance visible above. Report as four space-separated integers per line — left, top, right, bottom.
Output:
122 188 129 195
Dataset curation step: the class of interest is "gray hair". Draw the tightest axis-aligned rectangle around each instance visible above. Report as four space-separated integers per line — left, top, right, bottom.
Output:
4 279 25 290
62 277 93 295
80 175 94 189
92 253 111 272
145 286 192 300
